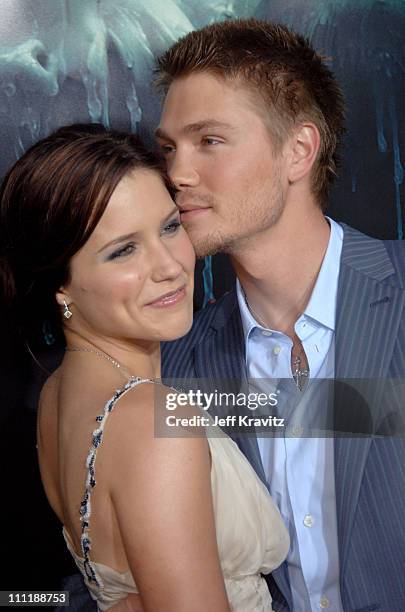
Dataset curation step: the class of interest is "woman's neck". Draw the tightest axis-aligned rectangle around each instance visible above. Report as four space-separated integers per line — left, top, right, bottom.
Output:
64 329 161 380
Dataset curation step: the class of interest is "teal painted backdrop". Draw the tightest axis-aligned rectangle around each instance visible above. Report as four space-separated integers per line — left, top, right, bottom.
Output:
0 0 404 306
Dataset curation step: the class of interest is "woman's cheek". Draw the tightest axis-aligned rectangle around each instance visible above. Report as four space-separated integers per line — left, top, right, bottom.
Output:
94 268 144 298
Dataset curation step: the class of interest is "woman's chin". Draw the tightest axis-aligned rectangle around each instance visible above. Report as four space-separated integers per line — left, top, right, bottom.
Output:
159 318 193 342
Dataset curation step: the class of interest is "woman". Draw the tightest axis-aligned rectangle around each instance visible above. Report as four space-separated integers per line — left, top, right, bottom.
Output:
0 124 289 611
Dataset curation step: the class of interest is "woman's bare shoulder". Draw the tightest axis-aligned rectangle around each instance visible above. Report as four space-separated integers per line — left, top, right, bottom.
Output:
105 380 206 439
101 380 209 482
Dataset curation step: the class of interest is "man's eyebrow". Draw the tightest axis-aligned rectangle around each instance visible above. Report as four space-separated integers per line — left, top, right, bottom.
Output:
97 205 179 254
155 120 234 140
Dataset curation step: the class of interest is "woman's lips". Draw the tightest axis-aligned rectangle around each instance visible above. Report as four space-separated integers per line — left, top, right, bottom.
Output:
146 286 187 308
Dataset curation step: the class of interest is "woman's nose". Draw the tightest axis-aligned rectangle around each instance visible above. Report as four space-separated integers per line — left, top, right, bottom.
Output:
150 243 184 283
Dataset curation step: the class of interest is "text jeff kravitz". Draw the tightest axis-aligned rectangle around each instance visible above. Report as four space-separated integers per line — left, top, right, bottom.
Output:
166 414 285 428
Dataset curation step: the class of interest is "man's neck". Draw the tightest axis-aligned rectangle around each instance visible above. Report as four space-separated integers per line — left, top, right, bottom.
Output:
231 204 330 337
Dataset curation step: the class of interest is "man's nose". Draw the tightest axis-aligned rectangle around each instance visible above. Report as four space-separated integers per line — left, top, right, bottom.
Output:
167 151 199 190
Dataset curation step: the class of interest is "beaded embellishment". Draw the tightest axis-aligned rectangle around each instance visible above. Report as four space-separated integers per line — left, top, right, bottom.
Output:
79 376 154 586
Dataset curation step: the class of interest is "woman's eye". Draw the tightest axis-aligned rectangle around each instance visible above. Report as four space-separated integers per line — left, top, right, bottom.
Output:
160 143 175 155
108 243 136 260
163 220 181 234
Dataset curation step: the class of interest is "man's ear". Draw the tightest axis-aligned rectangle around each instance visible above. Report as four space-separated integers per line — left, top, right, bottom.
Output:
287 123 321 184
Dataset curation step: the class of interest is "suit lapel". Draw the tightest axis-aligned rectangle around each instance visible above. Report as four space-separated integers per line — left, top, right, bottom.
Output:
193 293 267 484
334 225 405 575
335 226 403 379
194 292 246 383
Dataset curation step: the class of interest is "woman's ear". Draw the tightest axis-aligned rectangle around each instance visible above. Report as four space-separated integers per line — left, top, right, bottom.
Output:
55 288 73 320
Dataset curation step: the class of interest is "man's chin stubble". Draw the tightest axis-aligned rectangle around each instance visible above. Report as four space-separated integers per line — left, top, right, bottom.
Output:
191 231 244 258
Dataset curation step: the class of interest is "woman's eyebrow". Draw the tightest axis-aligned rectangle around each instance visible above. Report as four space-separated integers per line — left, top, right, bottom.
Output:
97 232 138 253
97 206 179 253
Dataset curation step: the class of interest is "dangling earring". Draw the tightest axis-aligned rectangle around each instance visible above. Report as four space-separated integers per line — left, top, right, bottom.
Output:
63 300 73 319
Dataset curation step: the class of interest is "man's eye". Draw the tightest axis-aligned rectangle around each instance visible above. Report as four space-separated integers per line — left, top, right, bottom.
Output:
202 137 221 145
163 220 181 234
108 243 136 260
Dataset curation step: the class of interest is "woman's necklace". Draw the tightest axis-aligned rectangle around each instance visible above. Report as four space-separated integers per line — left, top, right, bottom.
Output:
243 291 310 391
65 346 135 381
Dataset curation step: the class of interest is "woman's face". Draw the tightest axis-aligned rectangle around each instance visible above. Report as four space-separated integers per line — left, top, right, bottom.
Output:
58 169 195 343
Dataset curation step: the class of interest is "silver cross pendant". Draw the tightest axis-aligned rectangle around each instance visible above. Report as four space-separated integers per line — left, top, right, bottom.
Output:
292 355 310 391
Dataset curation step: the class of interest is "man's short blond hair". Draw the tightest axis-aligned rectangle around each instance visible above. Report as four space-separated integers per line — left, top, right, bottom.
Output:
156 18 346 209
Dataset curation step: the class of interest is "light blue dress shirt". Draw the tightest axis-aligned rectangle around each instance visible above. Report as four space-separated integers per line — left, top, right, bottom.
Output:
236 218 344 611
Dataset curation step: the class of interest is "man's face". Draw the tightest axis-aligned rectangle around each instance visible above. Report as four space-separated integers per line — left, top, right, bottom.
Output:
157 72 289 257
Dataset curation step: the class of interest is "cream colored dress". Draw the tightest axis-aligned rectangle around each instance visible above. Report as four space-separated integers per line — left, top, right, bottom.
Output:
62 377 289 611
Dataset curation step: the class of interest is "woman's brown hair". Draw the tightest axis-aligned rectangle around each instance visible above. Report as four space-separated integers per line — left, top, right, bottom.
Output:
0 123 172 347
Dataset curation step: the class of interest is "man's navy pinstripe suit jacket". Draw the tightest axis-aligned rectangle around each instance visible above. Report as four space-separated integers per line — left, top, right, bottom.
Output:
161 224 405 612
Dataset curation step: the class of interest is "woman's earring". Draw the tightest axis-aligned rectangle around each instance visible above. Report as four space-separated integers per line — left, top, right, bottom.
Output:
63 300 73 319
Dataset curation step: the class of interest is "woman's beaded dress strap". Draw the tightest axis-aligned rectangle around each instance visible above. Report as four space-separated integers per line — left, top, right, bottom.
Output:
79 376 155 587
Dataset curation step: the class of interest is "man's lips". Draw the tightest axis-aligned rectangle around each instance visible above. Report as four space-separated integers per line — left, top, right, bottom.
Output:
146 285 187 308
178 205 211 219
176 194 212 213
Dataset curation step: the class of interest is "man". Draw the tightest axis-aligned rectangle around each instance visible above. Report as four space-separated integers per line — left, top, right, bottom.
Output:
156 18 405 612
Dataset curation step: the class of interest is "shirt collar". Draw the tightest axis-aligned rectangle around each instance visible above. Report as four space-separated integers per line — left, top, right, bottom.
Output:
236 217 343 339
237 275 261 340
303 216 343 331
